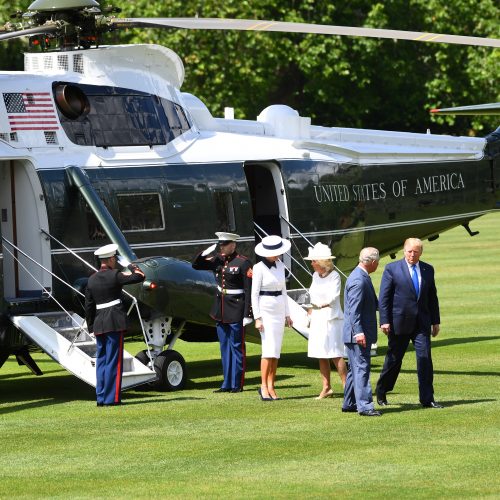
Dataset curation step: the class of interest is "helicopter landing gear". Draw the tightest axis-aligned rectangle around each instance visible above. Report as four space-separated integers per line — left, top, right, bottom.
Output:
135 316 187 391
135 348 187 391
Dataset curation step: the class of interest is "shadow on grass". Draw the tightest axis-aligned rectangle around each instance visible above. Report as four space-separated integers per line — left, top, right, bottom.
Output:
377 398 496 414
0 398 60 416
185 351 315 390
0 367 66 380
376 335 499 358
122 396 206 405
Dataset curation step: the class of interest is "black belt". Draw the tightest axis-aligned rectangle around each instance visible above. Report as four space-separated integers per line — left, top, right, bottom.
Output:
259 291 282 297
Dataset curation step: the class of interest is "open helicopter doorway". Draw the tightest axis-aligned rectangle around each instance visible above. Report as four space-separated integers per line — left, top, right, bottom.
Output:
243 162 291 269
0 160 52 300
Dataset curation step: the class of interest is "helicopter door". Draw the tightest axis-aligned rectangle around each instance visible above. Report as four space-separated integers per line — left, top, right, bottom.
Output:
0 160 52 299
243 161 291 268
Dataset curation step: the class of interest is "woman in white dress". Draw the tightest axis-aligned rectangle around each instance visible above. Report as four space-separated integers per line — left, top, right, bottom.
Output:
252 235 293 401
305 243 347 399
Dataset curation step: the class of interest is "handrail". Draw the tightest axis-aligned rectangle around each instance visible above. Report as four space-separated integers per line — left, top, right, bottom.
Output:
3 233 154 366
2 236 84 297
279 215 349 281
1 243 88 351
40 229 154 366
279 214 314 247
253 221 310 292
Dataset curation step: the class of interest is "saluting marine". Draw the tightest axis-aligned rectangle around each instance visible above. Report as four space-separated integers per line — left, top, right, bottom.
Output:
85 244 145 406
192 232 253 393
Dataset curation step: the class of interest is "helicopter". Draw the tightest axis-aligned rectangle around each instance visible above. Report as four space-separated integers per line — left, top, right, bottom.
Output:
0 0 498 392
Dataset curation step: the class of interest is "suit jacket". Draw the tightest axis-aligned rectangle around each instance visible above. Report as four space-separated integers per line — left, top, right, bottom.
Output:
379 258 440 336
342 266 378 345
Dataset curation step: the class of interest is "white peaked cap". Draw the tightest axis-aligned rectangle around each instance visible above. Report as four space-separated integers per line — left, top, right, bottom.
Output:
215 232 240 242
304 242 335 260
94 243 118 258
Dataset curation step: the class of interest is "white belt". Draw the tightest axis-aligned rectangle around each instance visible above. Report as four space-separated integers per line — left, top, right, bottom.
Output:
96 299 121 310
217 286 244 295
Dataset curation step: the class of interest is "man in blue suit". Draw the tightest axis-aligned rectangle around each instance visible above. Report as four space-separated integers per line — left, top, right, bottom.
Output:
342 247 381 416
376 238 442 408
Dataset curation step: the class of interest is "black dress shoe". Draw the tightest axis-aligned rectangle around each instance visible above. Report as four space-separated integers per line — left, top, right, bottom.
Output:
96 402 104 407
213 388 230 393
258 388 273 401
342 407 358 413
377 394 388 406
231 388 243 393
359 409 382 416
422 401 443 408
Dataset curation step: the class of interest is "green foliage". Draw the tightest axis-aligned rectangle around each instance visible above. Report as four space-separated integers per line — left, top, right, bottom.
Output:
0 0 498 135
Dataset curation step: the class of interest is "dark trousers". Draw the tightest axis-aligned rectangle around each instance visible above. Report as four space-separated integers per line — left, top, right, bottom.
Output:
376 332 434 404
216 321 246 390
96 331 124 405
343 343 374 413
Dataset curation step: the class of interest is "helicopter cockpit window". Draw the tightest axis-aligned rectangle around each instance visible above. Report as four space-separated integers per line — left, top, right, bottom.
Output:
161 99 192 140
117 193 165 232
53 83 192 148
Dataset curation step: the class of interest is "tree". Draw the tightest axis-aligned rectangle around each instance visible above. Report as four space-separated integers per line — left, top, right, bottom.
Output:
1 0 498 135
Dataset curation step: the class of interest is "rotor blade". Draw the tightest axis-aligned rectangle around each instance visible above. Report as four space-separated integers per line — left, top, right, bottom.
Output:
111 17 500 48
0 25 59 41
431 103 500 116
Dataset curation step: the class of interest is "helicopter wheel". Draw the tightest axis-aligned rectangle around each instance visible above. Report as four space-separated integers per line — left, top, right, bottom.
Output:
153 350 187 392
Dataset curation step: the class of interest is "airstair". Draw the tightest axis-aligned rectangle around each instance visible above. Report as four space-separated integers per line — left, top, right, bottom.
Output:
10 311 156 389
2 226 157 390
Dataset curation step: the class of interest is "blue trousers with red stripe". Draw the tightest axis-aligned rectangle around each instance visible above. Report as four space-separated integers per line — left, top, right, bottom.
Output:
216 321 246 390
95 331 124 405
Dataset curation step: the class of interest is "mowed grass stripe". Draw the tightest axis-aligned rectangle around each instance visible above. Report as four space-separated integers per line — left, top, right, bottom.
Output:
0 212 499 498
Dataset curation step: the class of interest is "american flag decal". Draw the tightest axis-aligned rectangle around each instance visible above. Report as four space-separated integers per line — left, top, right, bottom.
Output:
3 92 59 131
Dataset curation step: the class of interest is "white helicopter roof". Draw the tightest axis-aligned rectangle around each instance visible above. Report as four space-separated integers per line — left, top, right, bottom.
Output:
0 43 486 168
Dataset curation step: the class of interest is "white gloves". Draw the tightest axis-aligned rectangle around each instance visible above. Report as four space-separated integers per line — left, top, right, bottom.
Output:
202 243 217 256
117 255 131 268
243 317 253 327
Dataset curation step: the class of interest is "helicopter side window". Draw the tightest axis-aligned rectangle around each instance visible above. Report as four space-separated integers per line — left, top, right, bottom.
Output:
117 193 165 232
212 190 236 232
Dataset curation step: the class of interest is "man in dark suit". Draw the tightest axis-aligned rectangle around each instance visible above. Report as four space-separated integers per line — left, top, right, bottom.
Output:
342 247 381 416
376 237 442 408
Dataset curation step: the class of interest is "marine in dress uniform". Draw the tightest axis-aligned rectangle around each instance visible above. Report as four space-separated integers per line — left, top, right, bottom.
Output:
192 232 253 393
85 244 145 406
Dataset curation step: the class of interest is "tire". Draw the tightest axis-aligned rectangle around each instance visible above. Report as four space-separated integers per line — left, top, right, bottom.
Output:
135 349 152 367
153 350 187 391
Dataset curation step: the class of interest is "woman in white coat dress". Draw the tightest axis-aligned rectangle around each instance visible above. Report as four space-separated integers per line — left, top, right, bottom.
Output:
305 243 347 399
252 235 293 401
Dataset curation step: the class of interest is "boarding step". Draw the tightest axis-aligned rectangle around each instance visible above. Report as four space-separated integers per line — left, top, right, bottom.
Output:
4 295 53 315
10 312 156 389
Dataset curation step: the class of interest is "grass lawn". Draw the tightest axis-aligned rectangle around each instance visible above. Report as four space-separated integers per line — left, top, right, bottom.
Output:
1 212 499 499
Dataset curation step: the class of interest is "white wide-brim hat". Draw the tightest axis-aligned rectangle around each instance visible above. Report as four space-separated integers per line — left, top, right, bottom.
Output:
215 232 240 243
304 242 335 260
94 243 118 259
255 235 291 257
